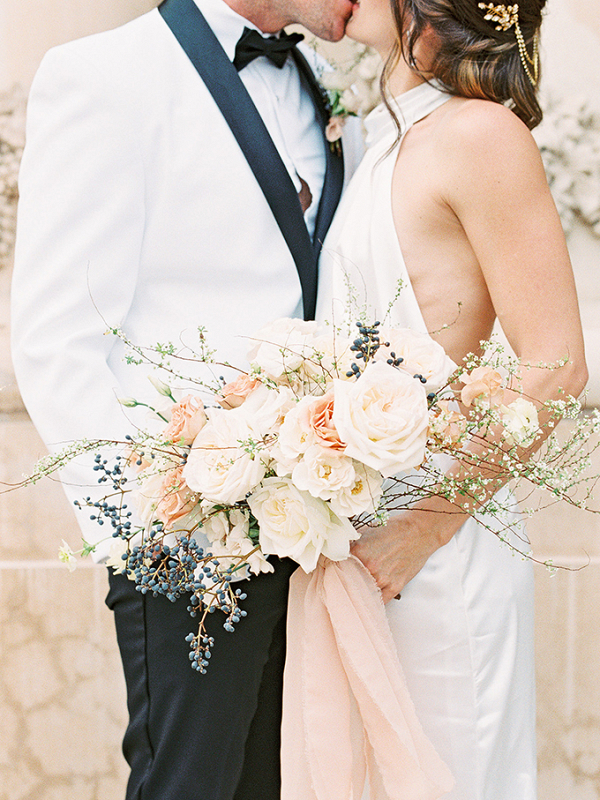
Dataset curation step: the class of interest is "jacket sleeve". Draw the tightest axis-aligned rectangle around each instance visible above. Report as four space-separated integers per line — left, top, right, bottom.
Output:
11 44 146 560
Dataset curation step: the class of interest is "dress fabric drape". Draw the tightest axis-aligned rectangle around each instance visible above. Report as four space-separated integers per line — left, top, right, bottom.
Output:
315 82 537 800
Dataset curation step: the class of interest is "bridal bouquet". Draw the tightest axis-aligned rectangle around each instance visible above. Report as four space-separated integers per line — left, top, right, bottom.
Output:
27 316 599 672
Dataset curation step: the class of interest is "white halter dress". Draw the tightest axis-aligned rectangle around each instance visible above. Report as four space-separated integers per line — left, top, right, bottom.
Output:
317 82 537 800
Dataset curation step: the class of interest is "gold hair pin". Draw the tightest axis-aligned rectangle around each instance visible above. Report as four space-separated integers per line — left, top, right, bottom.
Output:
478 2 539 86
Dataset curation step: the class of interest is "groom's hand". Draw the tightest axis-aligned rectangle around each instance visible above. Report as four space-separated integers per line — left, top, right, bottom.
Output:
350 503 465 603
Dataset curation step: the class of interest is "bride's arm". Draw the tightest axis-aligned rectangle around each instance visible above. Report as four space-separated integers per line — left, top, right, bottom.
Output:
352 100 588 602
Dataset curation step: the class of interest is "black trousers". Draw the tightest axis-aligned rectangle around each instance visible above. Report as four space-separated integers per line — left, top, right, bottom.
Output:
106 558 297 800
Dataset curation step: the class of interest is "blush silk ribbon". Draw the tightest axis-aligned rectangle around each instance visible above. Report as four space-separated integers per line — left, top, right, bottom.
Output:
281 555 454 800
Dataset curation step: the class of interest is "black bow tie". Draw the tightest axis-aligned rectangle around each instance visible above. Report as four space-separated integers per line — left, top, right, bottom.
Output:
233 27 304 71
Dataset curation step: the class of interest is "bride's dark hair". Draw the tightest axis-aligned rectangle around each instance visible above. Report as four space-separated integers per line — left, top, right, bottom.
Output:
383 0 547 129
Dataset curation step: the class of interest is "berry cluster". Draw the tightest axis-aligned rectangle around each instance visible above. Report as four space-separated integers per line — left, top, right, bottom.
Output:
345 320 386 378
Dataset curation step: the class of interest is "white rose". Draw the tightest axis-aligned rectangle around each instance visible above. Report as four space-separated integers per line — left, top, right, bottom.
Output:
248 477 357 572
237 383 296 437
328 461 383 517
320 69 354 92
292 445 356 500
356 53 381 81
300 333 354 384
500 398 540 448
332 361 429 476
340 88 362 115
275 403 310 462
376 327 456 391
183 410 267 505
201 508 231 545
247 318 318 379
200 508 273 578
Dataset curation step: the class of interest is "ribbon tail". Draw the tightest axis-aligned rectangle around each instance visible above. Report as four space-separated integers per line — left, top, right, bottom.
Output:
282 564 366 800
324 557 454 800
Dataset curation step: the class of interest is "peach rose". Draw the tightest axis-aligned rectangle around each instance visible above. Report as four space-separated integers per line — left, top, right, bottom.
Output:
277 390 345 463
325 116 346 143
217 374 261 410
428 401 468 447
163 395 207 445
300 390 345 450
125 446 152 473
155 464 198 530
460 367 505 409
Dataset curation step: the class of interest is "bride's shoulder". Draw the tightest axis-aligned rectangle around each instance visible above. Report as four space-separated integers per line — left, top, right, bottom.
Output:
435 96 547 192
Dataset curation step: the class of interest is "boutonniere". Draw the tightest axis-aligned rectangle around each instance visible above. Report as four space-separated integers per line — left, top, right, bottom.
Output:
323 88 356 156
315 45 382 154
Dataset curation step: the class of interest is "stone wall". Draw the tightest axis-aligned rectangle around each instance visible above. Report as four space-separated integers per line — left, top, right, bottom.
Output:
1 1 599 798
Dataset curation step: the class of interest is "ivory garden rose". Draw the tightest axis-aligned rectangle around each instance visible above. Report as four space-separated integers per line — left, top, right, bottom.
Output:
247 317 318 379
376 326 456 391
327 461 383 517
291 445 356 500
332 361 429 477
183 409 268 505
247 477 357 573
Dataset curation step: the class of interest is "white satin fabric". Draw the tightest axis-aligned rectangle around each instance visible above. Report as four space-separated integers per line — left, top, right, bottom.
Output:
317 82 537 800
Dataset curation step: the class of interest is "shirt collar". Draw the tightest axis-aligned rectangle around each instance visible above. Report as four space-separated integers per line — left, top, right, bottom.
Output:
193 0 280 61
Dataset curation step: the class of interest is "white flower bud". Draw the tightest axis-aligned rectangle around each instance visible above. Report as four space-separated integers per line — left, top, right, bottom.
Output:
148 374 173 396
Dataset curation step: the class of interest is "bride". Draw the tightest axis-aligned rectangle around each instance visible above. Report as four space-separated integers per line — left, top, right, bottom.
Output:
317 0 587 797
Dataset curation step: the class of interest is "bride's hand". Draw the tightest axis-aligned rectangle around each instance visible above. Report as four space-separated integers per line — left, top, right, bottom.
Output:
350 506 462 603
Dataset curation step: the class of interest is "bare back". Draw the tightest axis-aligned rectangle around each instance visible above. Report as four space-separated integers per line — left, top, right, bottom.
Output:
390 95 582 371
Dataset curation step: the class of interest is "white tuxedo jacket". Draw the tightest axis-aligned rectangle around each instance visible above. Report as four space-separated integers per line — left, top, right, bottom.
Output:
11 5 361 559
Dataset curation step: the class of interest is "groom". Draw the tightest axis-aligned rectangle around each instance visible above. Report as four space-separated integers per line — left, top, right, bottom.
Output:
11 0 357 797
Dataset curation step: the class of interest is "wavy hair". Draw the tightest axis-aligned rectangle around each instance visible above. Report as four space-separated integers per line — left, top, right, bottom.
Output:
383 0 546 130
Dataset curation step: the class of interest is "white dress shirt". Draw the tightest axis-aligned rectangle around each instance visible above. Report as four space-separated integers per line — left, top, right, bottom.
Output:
197 0 326 237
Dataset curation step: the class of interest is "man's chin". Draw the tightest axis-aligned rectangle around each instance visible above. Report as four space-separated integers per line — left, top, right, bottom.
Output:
321 28 347 43
316 0 359 42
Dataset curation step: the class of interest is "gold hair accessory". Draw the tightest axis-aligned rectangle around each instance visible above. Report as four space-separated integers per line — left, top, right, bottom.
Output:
478 2 539 86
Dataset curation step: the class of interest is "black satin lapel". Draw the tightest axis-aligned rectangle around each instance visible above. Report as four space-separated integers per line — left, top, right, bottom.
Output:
159 0 318 320
290 48 345 255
